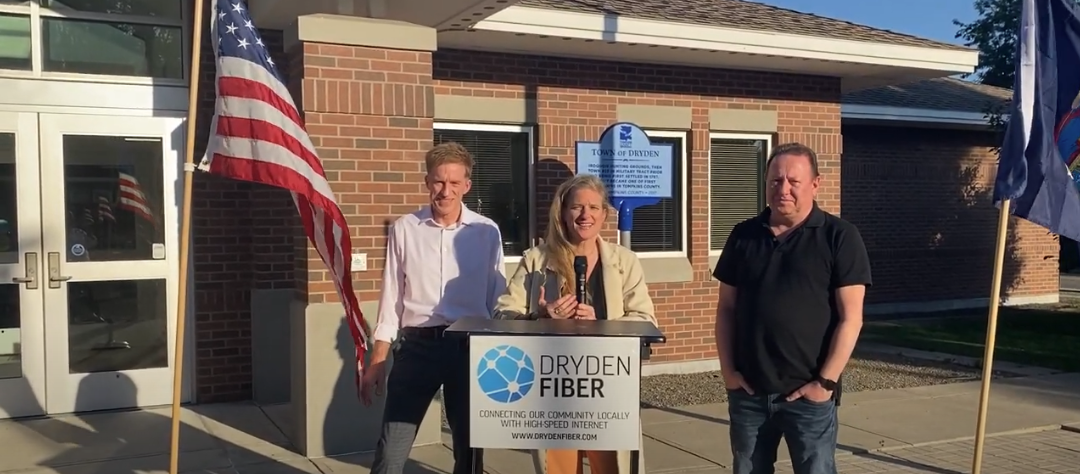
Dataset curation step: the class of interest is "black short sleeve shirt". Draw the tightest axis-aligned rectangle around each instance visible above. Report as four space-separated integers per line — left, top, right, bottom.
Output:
713 203 872 394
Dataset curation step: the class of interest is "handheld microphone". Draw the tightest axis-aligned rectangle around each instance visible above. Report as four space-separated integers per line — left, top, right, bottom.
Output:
573 256 588 304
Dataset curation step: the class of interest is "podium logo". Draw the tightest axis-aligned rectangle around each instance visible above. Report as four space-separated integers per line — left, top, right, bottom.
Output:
476 345 535 403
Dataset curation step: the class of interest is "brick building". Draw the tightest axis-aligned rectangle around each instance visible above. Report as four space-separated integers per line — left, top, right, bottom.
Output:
0 0 1056 458
842 78 1059 313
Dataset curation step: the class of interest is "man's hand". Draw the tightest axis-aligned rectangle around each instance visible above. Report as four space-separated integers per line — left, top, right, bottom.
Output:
722 371 755 395
786 380 832 403
359 359 388 406
360 341 393 406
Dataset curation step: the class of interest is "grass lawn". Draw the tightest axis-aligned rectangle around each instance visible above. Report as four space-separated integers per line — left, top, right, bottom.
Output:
862 302 1080 372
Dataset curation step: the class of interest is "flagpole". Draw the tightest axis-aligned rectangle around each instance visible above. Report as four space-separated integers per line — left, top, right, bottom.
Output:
970 198 1011 474
169 0 206 472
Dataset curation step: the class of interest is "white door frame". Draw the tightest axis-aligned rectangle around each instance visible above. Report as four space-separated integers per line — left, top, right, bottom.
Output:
38 113 185 414
0 111 46 418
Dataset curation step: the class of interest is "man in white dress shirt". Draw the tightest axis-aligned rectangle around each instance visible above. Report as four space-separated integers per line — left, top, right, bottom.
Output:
361 142 506 474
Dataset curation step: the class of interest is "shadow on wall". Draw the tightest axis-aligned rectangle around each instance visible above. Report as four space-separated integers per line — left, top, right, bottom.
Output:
318 317 443 473
840 125 1049 306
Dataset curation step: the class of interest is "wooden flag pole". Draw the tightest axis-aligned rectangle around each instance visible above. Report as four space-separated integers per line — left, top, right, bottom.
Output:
970 198 1011 474
169 0 206 471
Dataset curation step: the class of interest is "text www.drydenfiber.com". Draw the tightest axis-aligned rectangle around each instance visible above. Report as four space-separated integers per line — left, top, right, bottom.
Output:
510 432 599 441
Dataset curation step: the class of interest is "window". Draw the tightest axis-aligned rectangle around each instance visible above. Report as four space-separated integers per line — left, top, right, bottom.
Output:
630 131 686 255
709 134 771 253
433 123 534 258
0 13 32 70
0 0 186 80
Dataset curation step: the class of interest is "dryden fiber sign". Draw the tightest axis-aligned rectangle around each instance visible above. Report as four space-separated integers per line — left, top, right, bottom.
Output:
469 335 641 451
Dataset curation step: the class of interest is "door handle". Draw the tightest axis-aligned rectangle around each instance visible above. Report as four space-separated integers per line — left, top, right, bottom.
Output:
12 252 38 290
47 252 71 288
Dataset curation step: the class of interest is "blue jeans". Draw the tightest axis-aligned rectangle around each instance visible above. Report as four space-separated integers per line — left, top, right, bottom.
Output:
727 388 838 474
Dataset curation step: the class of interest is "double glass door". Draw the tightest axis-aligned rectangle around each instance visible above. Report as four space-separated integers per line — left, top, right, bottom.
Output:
0 111 182 418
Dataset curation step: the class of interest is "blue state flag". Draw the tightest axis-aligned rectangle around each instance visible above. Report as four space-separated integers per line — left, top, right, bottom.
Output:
994 0 1080 242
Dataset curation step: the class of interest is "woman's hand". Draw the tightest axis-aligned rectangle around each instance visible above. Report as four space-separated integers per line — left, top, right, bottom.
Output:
538 286 578 319
573 303 596 320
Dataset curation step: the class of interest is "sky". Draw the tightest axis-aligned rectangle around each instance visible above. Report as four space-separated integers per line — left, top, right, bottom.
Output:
760 0 978 46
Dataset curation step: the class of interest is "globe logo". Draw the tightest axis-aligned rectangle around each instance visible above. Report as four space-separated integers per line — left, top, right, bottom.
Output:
476 345 535 403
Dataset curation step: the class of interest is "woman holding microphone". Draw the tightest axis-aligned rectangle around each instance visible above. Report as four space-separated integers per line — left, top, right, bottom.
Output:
493 173 657 474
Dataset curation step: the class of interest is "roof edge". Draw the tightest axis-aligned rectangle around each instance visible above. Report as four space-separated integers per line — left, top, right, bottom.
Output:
478 6 979 74
517 0 974 52
841 104 1007 126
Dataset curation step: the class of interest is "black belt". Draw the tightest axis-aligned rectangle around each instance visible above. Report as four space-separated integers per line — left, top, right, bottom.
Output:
401 325 450 339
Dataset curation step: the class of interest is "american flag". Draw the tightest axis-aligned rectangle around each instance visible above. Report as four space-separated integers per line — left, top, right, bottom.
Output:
97 195 116 223
117 172 155 226
199 0 370 386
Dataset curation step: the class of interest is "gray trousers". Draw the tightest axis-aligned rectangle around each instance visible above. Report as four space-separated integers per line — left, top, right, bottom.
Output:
371 328 481 474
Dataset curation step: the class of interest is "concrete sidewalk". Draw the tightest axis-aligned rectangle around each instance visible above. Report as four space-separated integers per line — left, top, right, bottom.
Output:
306 371 1080 473
1 372 1079 473
628 372 1080 473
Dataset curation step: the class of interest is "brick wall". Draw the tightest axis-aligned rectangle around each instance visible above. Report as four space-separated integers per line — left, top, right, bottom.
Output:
191 20 296 402
842 124 1059 305
284 41 435 307
430 49 843 363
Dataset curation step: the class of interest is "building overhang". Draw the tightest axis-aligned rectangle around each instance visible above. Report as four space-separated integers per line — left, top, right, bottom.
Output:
249 0 521 31
841 104 1008 130
440 6 980 93
251 2 979 94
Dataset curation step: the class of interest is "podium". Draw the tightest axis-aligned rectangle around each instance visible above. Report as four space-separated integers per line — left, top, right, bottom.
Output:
446 318 666 474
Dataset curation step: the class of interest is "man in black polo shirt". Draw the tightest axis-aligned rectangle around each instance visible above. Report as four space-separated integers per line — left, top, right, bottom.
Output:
712 142 871 474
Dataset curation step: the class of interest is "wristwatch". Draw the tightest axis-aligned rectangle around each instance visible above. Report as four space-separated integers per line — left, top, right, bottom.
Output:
815 376 838 391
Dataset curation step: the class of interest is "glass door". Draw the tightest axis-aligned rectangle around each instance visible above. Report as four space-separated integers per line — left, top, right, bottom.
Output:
38 113 182 414
0 111 46 418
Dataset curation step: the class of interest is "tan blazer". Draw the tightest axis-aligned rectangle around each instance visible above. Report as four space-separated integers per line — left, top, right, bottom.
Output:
493 238 655 474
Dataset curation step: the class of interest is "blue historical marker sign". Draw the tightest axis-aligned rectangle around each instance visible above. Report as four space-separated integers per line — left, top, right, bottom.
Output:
575 122 675 232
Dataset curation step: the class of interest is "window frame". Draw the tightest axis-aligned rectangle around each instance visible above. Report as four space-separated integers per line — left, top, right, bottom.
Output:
634 129 689 259
707 131 773 256
432 121 536 265
0 0 191 85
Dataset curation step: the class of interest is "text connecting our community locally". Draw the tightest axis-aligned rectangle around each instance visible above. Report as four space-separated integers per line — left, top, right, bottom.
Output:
478 410 632 421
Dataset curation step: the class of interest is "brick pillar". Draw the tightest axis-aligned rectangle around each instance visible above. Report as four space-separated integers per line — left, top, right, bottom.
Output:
284 14 439 457
190 0 254 402
191 9 296 405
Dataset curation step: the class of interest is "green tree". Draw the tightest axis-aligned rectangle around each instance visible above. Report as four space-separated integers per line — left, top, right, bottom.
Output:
954 0 1021 88
953 0 1021 138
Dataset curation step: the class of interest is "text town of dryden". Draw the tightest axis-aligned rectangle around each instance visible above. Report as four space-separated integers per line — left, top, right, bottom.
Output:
479 354 633 430
586 148 665 192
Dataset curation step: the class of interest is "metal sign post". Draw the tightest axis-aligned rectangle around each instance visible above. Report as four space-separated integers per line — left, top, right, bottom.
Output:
575 122 675 249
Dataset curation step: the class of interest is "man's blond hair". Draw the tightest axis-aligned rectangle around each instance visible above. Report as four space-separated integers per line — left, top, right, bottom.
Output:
425 142 474 178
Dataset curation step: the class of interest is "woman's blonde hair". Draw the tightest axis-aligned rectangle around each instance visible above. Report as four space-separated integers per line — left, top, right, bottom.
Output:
544 174 614 296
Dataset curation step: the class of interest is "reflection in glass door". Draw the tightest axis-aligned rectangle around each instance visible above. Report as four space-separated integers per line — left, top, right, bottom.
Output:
0 111 46 419
39 114 181 414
